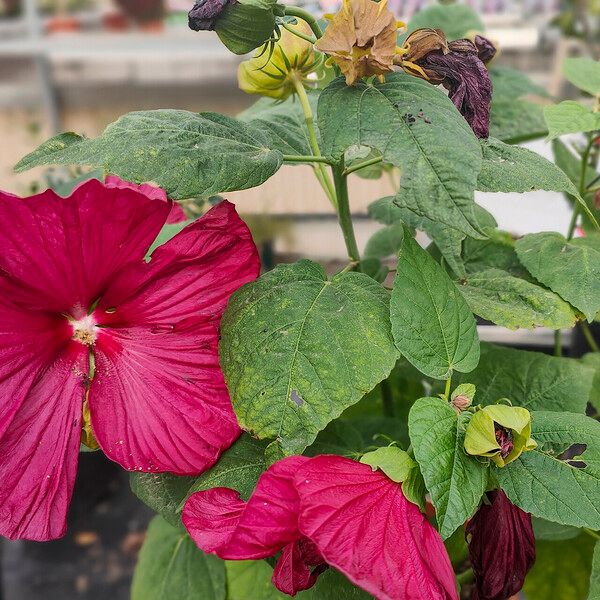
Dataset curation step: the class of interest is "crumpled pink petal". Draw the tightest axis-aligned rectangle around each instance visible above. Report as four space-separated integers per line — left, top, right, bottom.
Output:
90 201 260 474
272 538 328 596
295 456 459 600
104 175 187 223
0 340 88 540
183 455 309 559
0 180 169 313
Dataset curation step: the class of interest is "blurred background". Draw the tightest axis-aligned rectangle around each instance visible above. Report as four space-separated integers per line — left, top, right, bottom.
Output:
0 0 598 598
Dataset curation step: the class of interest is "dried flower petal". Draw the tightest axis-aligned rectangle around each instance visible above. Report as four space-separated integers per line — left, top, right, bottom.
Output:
188 0 233 31
473 35 497 64
466 490 535 600
315 0 399 85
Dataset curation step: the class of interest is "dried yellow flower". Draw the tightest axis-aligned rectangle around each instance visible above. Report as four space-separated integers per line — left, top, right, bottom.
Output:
315 0 401 85
238 21 320 100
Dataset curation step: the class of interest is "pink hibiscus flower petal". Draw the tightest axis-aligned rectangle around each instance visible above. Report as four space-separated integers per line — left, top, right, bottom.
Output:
97 200 260 324
90 317 241 474
104 175 186 223
272 538 327 595
0 180 170 313
295 456 459 600
183 455 309 559
0 341 88 541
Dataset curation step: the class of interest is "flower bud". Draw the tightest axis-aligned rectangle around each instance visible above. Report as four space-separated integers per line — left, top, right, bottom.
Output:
450 383 475 413
466 490 535 600
464 404 536 467
315 0 401 86
238 21 320 100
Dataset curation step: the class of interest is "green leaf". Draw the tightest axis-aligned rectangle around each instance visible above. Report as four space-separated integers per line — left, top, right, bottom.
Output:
239 92 320 158
524 533 595 600
220 260 399 454
490 98 548 144
457 267 577 329
582 353 600 414
496 411 600 529
563 57 600 96
477 137 578 195
184 434 269 501
408 397 487 539
491 65 550 101
130 434 267 526
147 220 193 258
364 221 405 259
318 74 484 238
226 562 373 600
131 516 226 600
391 230 479 379
544 102 600 139
401 3 484 41
360 445 416 483
215 0 277 55
590 541 600 600
16 111 283 199
516 232 600 322
532 517 580 541
306 420 364 457
455 342 594 413
130 472 195 528
461 236 528 278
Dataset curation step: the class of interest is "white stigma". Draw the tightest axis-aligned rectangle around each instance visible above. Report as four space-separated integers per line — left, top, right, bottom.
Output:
71 314 98 346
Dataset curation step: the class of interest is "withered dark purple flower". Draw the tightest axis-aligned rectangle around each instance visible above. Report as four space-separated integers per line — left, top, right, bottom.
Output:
188 0 234 31
466 490 536 600
474 35 497 64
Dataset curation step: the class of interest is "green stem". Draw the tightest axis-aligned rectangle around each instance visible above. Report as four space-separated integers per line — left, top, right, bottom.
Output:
381 378 394 418
281 22 316 44
284 6 323 39
291 76 337 208
554 329 562 357
282 154 332 164
343 155 384 176
587 173 600 190
584 528 600 541
569 136 598 238
456 568 474 586
444 377 452 400
332 161 361 263
581 321 600 353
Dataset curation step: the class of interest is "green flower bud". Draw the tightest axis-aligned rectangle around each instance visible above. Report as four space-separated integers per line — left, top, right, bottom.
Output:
464 404 536 467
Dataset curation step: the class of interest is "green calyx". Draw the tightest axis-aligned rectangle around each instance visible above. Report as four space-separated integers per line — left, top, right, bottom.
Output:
464 404 536 467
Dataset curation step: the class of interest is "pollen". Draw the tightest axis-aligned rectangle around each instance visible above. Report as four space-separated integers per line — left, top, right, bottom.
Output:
71 314 98 346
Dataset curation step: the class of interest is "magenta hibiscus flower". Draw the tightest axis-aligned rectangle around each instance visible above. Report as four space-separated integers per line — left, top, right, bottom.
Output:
183 455 459 600
0 179 259 541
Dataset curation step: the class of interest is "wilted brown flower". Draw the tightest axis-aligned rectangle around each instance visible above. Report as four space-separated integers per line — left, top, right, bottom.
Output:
397 29 496 138
315 0 402 85
466 490 536 600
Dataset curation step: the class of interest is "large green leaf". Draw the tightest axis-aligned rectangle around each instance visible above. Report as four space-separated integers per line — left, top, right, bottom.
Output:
131 516 225 600
457 267 577 329
524 533 595 600
364 221 405 259
544 102 600 139
130 434 268 526
477 137 578 195
590 541 600 600
409 397 487 539
491 65 550 101
401 3 484 41
563 57 600 96
516 232 600 322
15 111 283 199
226 562 373 600
496 411 600 529
490 98 548 144
318 74 484 238
220 260 399 454
455 343 594 413
461 235 528 278
390 230 479 379
238 93 320 158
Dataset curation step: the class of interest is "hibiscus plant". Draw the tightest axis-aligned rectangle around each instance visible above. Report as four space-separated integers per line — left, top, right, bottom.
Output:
3 0 600 599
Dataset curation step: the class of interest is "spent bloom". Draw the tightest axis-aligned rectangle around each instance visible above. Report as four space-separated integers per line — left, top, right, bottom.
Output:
466 490 536 600
315 0 402 85
183 454 459 599
188 0 233 31
464 404 536 467
0 178 259 541
398 29 496 138
238 21 321 100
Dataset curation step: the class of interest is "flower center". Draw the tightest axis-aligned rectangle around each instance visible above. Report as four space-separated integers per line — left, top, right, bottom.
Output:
70 314 98 346
494 424 514 458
